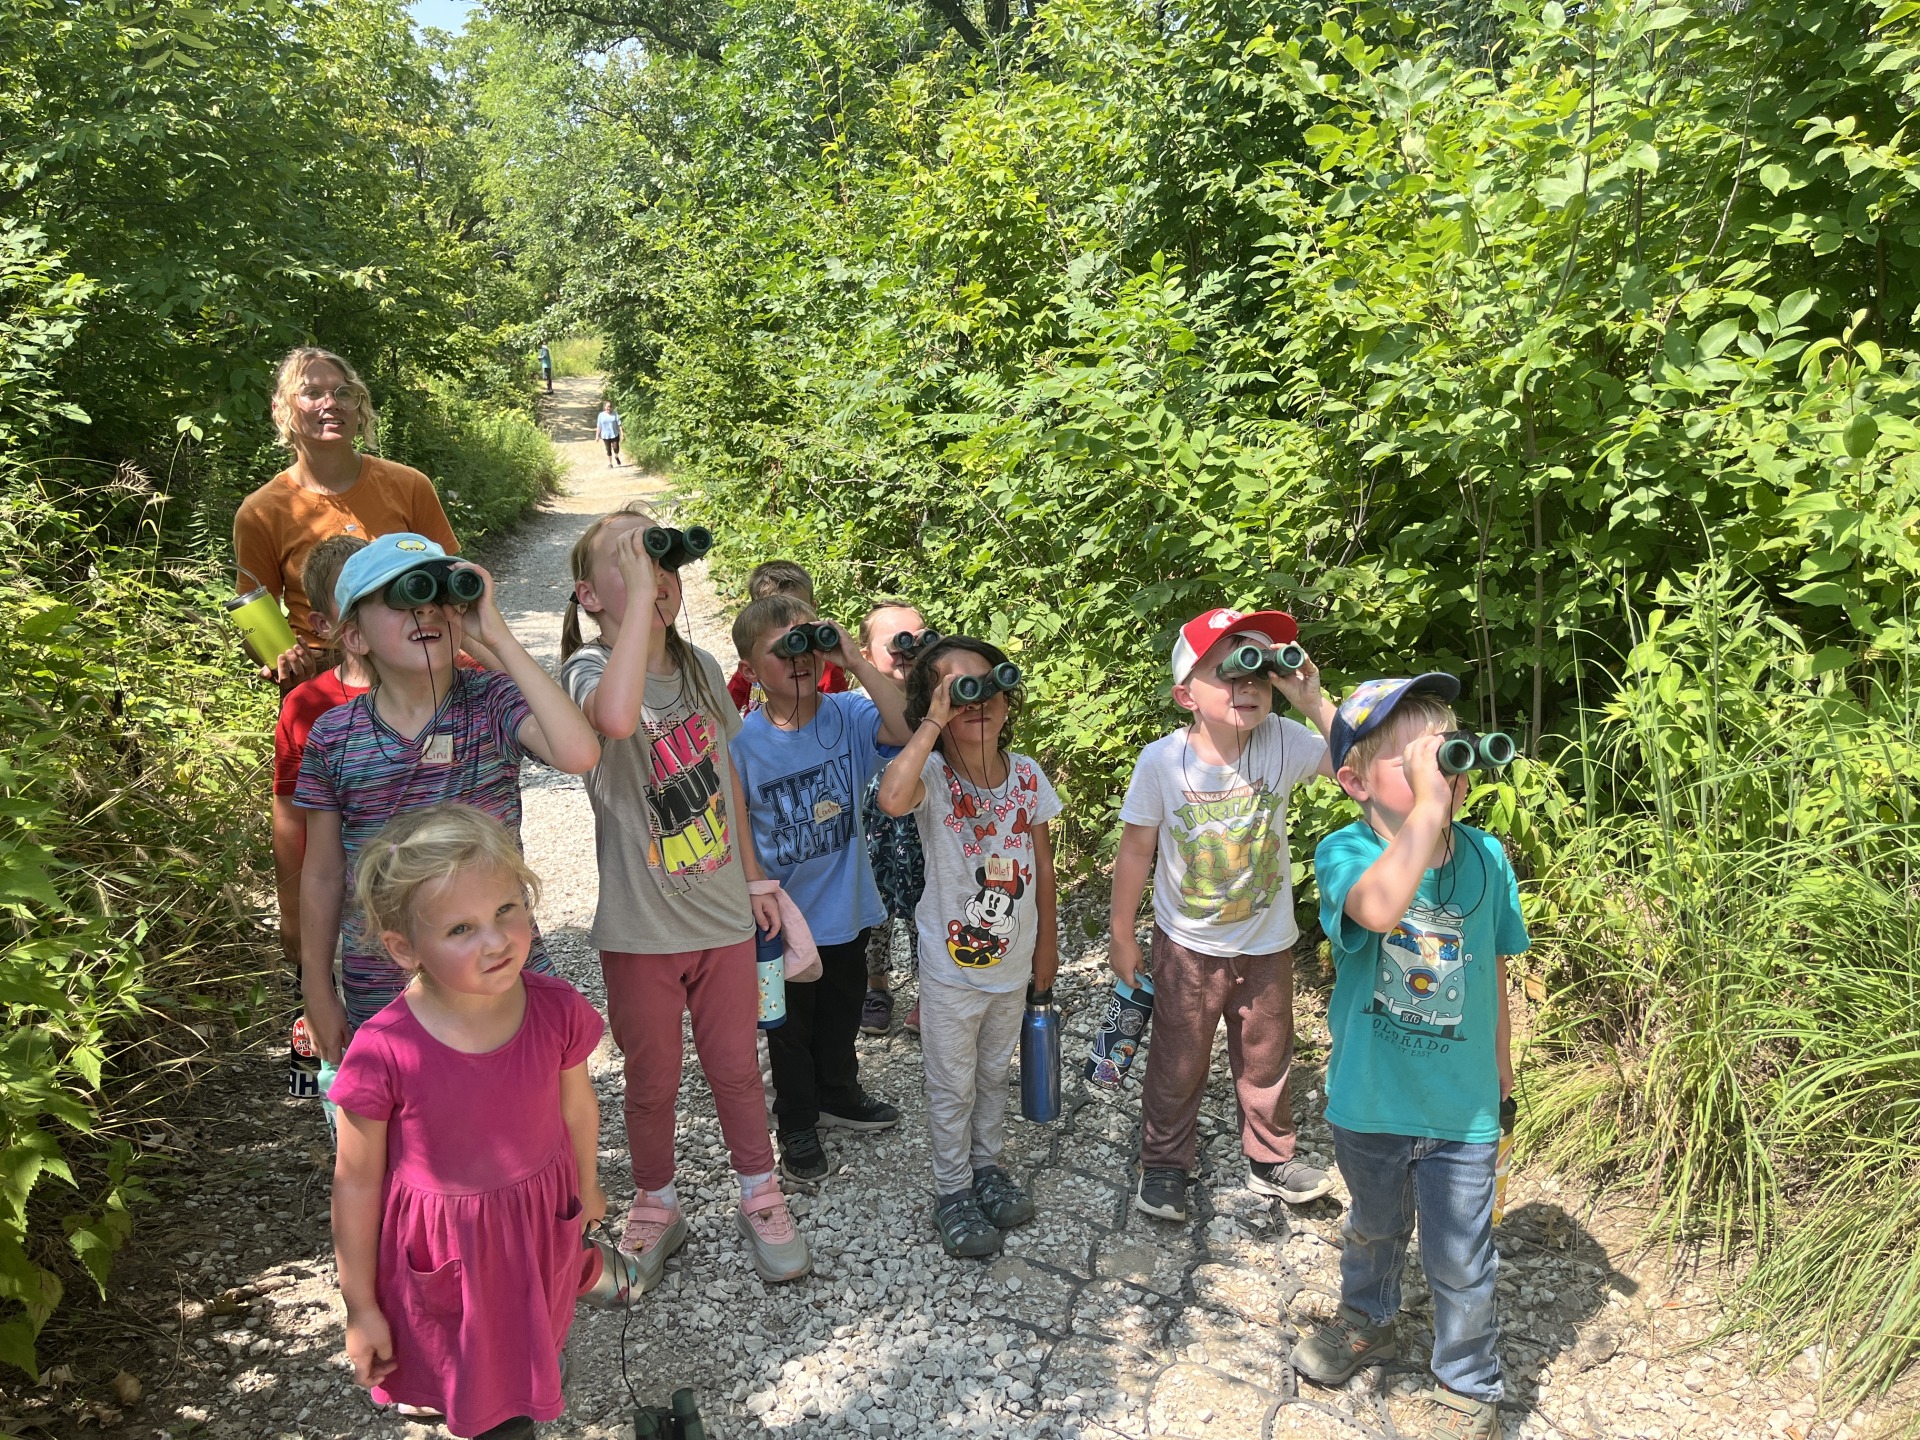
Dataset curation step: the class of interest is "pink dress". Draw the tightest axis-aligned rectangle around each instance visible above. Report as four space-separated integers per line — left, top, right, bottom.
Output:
329 971 605 1438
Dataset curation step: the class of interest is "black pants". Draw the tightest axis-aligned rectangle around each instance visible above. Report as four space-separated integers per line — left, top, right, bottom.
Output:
768 929 870 1133
603 436 619 458
475 1418 535 1440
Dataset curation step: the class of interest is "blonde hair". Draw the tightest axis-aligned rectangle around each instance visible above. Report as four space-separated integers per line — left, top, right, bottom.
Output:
355 804 540 950
270 346 379 451
561 504 726 721
1344 694 1460 776
858 598 920 650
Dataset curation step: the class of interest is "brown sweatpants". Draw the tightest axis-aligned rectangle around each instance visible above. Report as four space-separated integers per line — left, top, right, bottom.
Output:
1139 925 1298 1173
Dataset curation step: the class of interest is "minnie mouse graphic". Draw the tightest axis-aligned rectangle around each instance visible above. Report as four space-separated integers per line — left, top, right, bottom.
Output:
947 863 1028 968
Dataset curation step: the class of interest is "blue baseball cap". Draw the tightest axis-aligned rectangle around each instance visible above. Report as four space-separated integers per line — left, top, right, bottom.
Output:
1328 673 1462 772
334 532 448 615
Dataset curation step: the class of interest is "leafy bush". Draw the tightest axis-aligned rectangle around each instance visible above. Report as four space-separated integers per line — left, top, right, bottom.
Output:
0 469 274 1377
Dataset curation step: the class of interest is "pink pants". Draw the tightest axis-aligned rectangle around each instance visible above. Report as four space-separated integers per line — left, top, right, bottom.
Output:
1139 926 1299 1173
600 940 775 1190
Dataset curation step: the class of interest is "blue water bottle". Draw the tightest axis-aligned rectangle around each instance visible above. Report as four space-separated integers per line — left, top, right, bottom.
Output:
756 926 787 1030
1020 986 1061 1122
1084 973 1155 1089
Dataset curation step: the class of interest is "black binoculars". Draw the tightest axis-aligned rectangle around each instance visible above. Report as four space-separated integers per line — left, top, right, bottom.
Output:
642 525 713 571
773 622 842 658
1437 730 1516 775
382 559 485 611
634 1387 706 1439
1216 640 1306 680
950 662 1021 706
890 627 941 658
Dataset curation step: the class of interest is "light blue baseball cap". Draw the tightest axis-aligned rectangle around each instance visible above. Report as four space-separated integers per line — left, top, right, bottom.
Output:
334 532 448 615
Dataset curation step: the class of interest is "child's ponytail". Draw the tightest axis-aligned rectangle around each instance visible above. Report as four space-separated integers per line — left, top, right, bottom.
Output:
561 594 585 663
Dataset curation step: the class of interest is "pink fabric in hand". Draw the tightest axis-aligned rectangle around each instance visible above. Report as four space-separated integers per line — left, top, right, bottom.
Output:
747 881 822 982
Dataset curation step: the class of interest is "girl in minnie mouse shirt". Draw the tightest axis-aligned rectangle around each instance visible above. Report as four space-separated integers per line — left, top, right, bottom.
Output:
876 637 1062 1261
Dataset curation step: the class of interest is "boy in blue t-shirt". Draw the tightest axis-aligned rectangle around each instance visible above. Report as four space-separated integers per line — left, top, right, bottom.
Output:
1293 674 1529 1440
728 593 913 1185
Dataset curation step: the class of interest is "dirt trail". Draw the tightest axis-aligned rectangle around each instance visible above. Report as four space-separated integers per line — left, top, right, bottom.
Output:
0 374 1890 1440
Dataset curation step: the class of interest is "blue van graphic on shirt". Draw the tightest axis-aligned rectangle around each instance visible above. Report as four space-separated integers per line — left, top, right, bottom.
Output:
1369 901 1467 1038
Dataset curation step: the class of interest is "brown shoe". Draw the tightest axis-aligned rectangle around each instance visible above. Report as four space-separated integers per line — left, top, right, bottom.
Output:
1426 1386 1501 1439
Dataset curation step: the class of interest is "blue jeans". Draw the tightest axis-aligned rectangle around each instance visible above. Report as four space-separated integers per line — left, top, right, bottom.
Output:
1330 1124 1503 1402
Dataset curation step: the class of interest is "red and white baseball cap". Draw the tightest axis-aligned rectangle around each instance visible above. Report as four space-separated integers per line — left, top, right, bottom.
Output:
1170 607 1300 685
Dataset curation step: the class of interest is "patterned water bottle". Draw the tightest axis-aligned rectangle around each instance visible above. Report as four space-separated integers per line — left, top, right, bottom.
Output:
756 926 787 1030
1084 973 1155 1089
1020 986 1062 1122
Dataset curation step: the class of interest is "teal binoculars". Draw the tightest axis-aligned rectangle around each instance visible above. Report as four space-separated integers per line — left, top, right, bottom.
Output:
774 621 841 657
382 559 485 611
890 627 941 658
1216 640 1306 680
1437 730 1515 775
642 524 713 571
950 662 1021 705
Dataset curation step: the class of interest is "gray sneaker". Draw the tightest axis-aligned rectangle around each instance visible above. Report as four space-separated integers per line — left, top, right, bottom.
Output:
736 1186 812 1283
972 1166 1034 1229
1291 1304 1398 1385
1249 1157 1335 1204
1427 1387 1502 1439
1134 1166 1188 1221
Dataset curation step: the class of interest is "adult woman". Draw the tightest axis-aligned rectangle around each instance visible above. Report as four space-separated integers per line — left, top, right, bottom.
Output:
233 347 460 685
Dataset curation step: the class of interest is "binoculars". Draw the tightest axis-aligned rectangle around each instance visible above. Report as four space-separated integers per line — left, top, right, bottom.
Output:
642 525 713 571
382 559 485 611
1437 730 1516 774
1216 640 1307 681
774 621 842 658
634 1388 706 1439
950 662 1021 706
890 627 941 658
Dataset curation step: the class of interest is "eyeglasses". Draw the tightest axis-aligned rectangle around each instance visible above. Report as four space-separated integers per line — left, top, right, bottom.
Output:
295 386 361 409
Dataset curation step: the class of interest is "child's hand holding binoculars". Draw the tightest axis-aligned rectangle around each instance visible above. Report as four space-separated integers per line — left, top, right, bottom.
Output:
612 524 658 605
923 675 957 730
453 562 509 652
1269 649 1322 706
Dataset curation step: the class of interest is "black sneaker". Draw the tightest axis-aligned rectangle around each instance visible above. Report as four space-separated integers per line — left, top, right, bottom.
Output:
934 1192 1002 1259
817 1089 900 1132
778 1127 829 1184
972 1166 1035 1229
1248 1158 1335 1204
1134 1166 1188 1221
859 989 894 1036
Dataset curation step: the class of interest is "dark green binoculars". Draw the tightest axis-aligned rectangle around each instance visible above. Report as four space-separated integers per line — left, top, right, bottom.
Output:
1216 640 1306 680
634 1387 706 1439
1437 730 1516 775
890 627 941 658
642 524 713 571
950 662 1021 705
381 560 485 611
774 621 841 657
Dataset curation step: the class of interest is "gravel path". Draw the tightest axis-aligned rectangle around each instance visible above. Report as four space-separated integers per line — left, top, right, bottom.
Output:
6 375 1891 1440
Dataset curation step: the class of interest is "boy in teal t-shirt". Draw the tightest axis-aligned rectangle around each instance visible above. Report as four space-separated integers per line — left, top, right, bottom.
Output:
1292 674 1529 1440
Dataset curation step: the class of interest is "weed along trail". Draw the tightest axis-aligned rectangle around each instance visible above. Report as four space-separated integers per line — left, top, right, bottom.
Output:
7 376 1877 1440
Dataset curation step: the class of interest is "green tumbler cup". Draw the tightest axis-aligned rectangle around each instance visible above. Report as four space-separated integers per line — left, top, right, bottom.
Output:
226 587 298 668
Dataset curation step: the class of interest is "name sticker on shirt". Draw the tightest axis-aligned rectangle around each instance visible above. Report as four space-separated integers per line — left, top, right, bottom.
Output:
422 734 454 766
985 853 1016 883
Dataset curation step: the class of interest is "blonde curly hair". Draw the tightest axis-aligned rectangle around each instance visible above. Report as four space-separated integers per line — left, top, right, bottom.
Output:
270 346 379 452
354 804 540 951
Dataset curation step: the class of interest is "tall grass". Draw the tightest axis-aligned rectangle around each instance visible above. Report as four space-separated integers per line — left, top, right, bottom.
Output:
548 334 603 378
1515 563 1920 1404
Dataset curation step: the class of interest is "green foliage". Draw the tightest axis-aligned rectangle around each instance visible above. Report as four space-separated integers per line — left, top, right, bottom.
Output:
483 0 1920 1396
0 469 274 1377
549 336 606 378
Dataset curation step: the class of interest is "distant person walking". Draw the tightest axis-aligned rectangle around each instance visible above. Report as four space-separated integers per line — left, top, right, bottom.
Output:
539 341 554 395
597 402 623 467
233 346 460 687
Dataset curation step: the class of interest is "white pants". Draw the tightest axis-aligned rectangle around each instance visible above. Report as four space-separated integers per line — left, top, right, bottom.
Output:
919 979 1024 1196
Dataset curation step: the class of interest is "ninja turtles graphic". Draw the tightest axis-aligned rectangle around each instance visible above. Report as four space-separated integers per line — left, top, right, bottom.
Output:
1171 786 1284 925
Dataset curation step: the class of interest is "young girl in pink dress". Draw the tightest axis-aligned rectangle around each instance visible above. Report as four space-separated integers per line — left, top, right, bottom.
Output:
329 804 643 1439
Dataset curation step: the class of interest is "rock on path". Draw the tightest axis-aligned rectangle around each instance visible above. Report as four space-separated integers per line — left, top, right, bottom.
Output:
11 373 1887 1440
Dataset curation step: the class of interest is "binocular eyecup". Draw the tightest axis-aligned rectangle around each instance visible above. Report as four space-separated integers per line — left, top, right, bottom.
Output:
642 524 713 571
1216 640 1307 681
950 662 1022 706
1437 730 1516 775
382 559 485 611
890 627 941 658
774 622 841 658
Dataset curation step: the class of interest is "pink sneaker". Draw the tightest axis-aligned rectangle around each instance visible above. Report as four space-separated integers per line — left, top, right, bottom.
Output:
905 1003 921 1035
619 1193 687 1293
737 1187 811 1283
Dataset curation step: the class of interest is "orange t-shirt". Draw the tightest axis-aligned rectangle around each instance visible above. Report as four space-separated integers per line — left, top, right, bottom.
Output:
232 455 460 647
